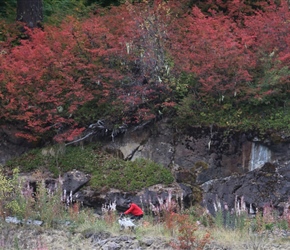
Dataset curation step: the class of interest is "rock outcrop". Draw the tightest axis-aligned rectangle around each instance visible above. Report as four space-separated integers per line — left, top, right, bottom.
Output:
202 163 290 215
2 119 290 215
0 125 33 165
101 120 290 214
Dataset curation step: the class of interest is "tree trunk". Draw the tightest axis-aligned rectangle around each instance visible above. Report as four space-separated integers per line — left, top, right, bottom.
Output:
17 0 43 28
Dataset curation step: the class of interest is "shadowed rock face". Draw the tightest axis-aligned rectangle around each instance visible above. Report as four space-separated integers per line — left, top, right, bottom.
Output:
103 123 252 183
201 163 290 215
2 120 290 214
98 121 290 213
62 170 90 194
78 182 193 214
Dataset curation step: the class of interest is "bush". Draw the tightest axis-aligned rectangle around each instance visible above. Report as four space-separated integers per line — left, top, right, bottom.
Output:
7 143 174 192
170 213 210 250
90 158 174 191
0 168 19 217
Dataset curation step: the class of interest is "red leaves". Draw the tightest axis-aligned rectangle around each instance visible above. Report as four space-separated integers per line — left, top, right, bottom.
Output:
54 127 86 143
0 22 95 141
1 0 290 141
239 0 290 102
169 0 290 105
171 6 253 99
15 132 39 142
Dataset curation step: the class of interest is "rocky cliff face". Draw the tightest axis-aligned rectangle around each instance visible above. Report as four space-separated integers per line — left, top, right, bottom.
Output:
2 120 290 215
102 119 290 214
104 121 251 182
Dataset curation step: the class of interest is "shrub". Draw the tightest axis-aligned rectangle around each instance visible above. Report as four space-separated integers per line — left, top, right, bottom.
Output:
90 157 174 191
170 213 210 250
0 168 20 217
7 143 174 191
0 167 67 224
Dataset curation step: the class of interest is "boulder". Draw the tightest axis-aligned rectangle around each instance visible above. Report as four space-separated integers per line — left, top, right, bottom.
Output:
83 182 193 213
62 169 90 194
202 163 290 215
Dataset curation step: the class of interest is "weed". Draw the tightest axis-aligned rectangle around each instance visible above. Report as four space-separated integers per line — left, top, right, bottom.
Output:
0 168 31 218
214 209 224 229
186 205 213 227
170 213 210 250
102 204 117 227
243 233 271 250
35 236 49 250
68 202 81 221
150 190 179 223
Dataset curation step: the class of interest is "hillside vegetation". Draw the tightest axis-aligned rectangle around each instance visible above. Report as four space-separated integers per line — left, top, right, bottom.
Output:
0 0 290 145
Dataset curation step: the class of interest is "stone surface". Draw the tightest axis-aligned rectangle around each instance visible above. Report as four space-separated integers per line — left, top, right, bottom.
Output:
62 169 90 194
0 125 32 165
101 120 290 213
95 182 191 212
101 122 289 185
202 163 290 215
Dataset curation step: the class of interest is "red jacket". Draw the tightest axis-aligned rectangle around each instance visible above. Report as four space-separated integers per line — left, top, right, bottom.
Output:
124 203 143 216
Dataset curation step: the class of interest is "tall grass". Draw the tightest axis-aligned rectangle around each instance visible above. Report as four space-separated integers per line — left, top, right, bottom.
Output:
209 196 290 249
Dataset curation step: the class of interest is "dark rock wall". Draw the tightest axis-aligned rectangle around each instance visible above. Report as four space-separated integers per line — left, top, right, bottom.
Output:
103 121 256 184
102 120 290 213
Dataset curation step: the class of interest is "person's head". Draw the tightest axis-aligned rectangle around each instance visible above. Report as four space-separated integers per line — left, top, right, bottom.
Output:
126 199 132 207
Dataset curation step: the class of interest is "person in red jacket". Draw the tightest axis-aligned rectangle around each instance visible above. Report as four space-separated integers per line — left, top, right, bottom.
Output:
123 200 144 220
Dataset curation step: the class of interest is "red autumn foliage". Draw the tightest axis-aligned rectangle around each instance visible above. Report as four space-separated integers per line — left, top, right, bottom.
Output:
170 213 211 250
1 0 290 141
170 5 255 100
99 1 175 123
0 2 175 141
241 0 290 102
170 0 290 106
0 18 110 141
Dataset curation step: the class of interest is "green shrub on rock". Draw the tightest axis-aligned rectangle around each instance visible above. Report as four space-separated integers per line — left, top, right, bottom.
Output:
6 144 174 192
90 158 174 191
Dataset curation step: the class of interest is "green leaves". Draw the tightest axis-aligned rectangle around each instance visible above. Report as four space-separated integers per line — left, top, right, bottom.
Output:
90 158 174 191
43 0 93 24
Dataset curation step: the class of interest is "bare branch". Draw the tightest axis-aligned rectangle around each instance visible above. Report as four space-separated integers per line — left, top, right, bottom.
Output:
65 131 95 146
